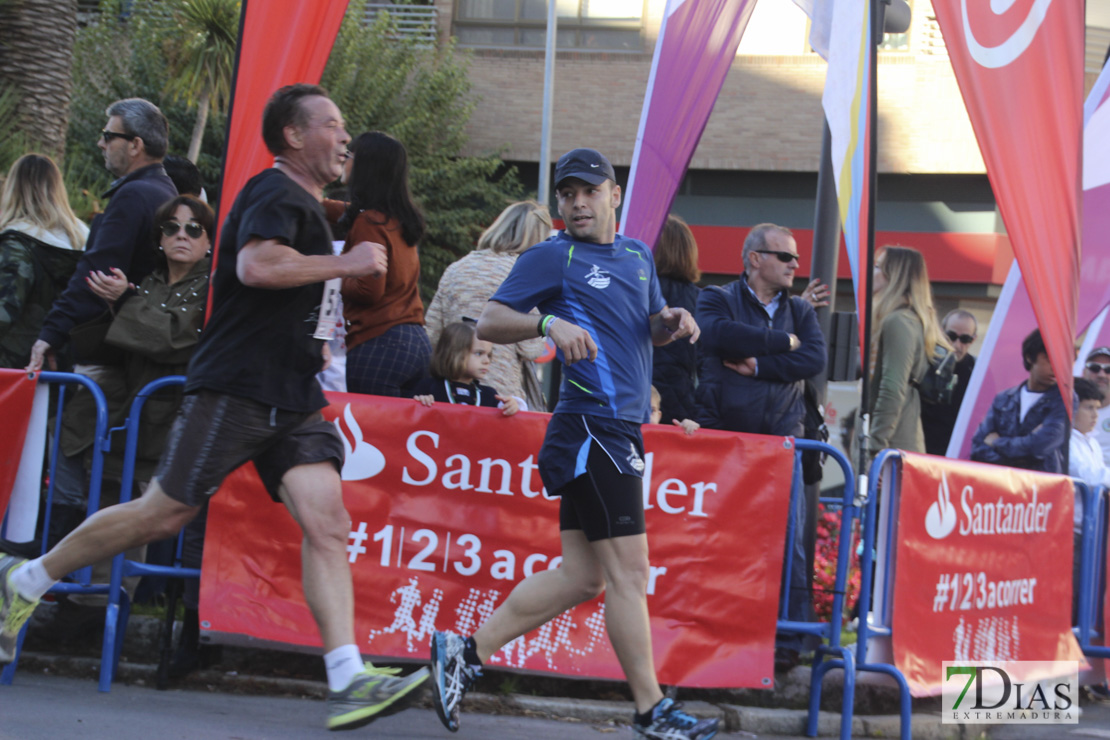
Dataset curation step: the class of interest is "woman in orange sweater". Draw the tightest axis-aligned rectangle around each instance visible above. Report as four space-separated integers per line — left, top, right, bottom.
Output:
334 131 430 396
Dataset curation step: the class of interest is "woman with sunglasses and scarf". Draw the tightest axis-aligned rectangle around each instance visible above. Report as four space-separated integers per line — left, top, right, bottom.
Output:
53 194 214 673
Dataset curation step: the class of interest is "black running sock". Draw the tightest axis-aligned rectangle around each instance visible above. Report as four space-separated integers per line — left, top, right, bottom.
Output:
635 700 663 727
463 636 483 667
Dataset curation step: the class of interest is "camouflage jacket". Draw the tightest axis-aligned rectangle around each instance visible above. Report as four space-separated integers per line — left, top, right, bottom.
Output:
0 228 83 368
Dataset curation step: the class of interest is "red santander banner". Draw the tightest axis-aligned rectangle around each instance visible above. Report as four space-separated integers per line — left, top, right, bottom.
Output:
932 0 1083 414
892 453 1084 696
0 370 37 515
200 394 795 688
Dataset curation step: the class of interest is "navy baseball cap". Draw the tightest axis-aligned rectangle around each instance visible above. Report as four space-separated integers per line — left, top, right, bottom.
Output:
1088 346 1110 362
554 148 615 188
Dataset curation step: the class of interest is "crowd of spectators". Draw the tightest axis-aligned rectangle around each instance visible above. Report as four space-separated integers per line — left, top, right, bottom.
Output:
3 89 1107 694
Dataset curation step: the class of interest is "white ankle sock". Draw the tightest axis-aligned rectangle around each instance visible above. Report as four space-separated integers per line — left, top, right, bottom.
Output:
324 644 364 692
10 558 56 601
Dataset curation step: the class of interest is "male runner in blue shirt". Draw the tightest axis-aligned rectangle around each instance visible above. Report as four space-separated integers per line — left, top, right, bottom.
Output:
430 148 718 740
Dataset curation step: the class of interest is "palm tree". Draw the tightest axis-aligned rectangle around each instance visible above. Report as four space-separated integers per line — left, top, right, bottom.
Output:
164 0 240 163
0 0 78 162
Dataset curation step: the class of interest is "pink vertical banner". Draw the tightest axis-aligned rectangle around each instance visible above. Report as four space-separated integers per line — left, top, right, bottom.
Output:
621 0 757 249
1078 62 1110 331
950 61 1110 458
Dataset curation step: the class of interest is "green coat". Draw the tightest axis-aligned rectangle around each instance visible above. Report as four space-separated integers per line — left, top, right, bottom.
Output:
62 259 210 482
0 229 83 368
867 307 928 455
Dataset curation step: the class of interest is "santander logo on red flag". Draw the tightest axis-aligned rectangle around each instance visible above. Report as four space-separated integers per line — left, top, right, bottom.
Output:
961 0 1053 68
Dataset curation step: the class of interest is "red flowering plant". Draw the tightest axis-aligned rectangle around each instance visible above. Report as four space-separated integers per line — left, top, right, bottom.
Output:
811 502 862 622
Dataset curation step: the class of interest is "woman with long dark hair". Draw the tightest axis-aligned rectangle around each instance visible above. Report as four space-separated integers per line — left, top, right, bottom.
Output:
651 214 700 424
334 131 430 396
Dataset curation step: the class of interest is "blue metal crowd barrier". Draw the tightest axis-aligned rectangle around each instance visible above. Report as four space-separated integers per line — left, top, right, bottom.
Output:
1 371 111 687
98 375 196 691
849 451 1110 740
786 441 909 740
1076 482 1109 659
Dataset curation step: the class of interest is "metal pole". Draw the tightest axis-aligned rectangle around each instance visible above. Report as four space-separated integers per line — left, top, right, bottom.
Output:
857 0 881 480
804 117 841 594
538 0 558 206
810 119 841 400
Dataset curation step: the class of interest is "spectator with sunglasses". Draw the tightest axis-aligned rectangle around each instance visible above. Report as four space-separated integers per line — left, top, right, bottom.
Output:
39 196 212 643
971 328 1068 473
26 98 176 373
921 309 978 455
694 222 825 668
1082 346 1110 465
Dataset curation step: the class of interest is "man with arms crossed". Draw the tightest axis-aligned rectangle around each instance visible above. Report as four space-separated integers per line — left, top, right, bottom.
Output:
430 148 718 740
0 84 427 731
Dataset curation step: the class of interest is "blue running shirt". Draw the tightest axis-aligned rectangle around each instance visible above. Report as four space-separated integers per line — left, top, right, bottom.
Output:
491 231 666 423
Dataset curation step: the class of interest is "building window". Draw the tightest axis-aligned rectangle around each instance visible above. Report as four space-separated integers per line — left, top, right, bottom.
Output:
454 0 645 51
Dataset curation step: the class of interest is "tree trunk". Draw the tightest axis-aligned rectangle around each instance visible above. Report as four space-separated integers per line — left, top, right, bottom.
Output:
187 89 211 164
0 0 78 161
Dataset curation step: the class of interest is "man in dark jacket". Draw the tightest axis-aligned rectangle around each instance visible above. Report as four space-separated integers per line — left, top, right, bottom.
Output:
971 328 1068 473
695 223 825 436
695 222 825 665
26 98 177 372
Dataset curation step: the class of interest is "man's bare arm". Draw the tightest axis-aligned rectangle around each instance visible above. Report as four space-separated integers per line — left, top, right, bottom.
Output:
478 301 597 364
649 306 700 347
237 238 387 289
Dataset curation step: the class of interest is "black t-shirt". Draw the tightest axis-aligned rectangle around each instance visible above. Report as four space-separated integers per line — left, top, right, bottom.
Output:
186 169 332 412
411 377 501 408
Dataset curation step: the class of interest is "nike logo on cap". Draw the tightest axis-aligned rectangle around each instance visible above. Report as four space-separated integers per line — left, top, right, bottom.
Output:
590 163 600 168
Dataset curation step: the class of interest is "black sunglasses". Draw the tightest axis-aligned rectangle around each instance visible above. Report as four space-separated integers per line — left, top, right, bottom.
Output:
946 330 975 344
160 221 205 239
101 129 137 143
1087 362 1110 375
755 249 800 264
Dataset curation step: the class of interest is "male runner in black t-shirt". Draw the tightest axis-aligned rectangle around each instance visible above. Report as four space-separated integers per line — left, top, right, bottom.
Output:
0 84 428 731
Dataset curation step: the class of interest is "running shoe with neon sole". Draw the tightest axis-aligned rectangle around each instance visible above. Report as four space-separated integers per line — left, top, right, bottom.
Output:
326 663 429 731
632 698 719 740
0 555 38 664
430 630 482 732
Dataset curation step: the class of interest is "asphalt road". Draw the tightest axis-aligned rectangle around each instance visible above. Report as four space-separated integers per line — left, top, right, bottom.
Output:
0 674 615 740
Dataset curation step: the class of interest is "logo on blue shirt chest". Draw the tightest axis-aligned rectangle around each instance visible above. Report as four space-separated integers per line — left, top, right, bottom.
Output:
585 265 611 289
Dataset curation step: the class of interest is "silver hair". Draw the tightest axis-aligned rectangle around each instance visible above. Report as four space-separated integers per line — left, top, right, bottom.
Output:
106 98 169 159
742 223 793 271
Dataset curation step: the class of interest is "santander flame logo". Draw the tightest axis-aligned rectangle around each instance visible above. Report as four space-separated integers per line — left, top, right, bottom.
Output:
333 403 385 481
925 472 958 540
961 0 1053 69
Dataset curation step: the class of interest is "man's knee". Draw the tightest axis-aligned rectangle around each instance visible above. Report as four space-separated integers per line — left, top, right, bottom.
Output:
133 486 200 541
569 569 606 602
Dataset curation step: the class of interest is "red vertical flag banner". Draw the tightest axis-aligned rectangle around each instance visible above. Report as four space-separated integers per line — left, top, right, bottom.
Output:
200 395 796 688
206 0 349 315
931 0 1083 414
891 453 1084 696
0 370 37 516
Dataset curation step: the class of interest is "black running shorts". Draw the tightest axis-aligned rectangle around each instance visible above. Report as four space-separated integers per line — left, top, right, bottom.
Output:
153 390 344 506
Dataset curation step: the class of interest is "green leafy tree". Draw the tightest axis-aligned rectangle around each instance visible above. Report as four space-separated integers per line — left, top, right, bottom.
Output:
163 0 239 163
66 0 228 214
322 3 525 303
